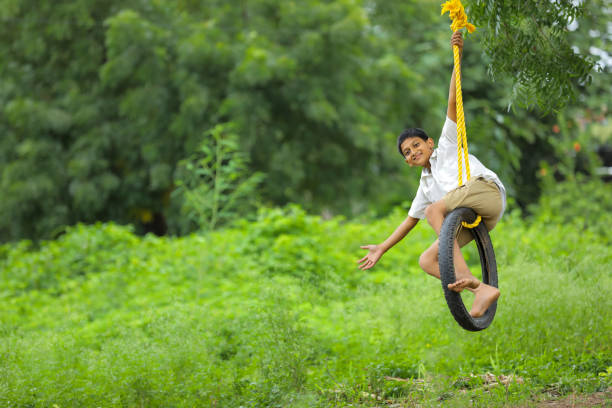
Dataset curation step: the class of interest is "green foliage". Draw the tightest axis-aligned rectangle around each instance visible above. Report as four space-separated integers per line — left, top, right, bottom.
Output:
0 0 423 240
469 0 597 112
0 223 138 295
1 188 611 406
173 123 264 233
0 0 608 241
531 175 612 240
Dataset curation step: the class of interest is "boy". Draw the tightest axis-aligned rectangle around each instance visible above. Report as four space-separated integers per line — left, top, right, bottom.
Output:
358 31 506 318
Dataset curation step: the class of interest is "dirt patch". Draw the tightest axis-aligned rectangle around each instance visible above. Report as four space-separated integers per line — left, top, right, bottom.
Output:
538 387 612 407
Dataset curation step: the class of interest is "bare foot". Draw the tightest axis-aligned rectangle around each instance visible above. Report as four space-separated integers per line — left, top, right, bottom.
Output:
447 277 480 293
470 283 500 318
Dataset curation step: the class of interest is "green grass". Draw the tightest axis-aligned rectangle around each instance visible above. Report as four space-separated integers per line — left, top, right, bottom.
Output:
1 205 610 407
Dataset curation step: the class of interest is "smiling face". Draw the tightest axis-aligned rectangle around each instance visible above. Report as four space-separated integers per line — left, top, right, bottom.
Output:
400 136 435 168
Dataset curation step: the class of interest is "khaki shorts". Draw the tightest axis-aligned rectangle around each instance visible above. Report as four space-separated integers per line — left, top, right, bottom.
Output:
443 177 503 247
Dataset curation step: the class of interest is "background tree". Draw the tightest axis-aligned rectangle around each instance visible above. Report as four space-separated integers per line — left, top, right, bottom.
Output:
0 0 607 241
469 0 597 112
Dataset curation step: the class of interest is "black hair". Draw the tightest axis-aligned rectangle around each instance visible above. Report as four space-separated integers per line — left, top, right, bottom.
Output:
397 128 429 156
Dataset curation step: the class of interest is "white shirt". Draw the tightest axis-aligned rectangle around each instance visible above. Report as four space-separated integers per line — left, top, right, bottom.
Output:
408 116 507 219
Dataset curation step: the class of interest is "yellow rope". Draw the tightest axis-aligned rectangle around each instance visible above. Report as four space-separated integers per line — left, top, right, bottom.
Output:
461 215 481 229
453 45 469 187
441 0 481 229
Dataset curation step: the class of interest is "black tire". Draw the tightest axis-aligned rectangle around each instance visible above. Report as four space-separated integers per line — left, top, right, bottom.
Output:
438 207 498 331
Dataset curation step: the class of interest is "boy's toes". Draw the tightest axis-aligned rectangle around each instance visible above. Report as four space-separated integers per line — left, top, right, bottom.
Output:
448 278 480 292
448 278 468 292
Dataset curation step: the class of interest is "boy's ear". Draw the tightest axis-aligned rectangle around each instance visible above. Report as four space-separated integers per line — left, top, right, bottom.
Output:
427 138 435 150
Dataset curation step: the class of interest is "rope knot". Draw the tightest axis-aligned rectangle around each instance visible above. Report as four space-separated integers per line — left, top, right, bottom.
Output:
441 0 476 33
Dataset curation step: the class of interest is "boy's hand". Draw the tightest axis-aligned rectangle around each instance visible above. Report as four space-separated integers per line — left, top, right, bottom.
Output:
451 31 463 57
357 245 384 270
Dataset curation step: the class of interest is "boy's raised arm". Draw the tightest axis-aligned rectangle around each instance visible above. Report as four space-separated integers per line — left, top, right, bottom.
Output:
357 215 419 270
446 31 463 123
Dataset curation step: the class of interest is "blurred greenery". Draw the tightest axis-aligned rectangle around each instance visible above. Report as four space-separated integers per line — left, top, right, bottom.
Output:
0 0 609 241
0 182 610 406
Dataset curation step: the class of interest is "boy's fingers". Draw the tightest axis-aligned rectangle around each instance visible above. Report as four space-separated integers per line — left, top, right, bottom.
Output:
357 255 368 263
358 259 372 269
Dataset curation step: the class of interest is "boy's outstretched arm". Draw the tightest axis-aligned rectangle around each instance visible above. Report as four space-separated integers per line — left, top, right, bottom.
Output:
357 215 419 270
446 30 463 123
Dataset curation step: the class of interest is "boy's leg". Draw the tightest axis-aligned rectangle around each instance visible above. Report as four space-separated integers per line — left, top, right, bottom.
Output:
423 201 473 281
418 240 440 278
424 196 500 318
418 239 472 282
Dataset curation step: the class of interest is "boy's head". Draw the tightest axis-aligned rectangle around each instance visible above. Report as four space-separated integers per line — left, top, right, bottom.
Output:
397 128 435 167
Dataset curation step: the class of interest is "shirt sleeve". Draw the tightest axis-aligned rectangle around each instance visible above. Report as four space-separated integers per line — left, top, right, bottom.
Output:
439 116 458 147
408 185 430 219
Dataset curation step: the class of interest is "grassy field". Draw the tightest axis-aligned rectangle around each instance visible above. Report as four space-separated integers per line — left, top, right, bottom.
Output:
1 203 611 407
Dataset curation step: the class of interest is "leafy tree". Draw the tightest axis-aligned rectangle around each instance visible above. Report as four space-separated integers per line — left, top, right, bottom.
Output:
0 0 121 239
0 0 424 240
468 0 597 112
0 0 607 241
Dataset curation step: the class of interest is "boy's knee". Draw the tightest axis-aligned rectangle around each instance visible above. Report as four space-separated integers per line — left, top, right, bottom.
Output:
424 201 446 221
419 250 437 274
418 252 428 270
